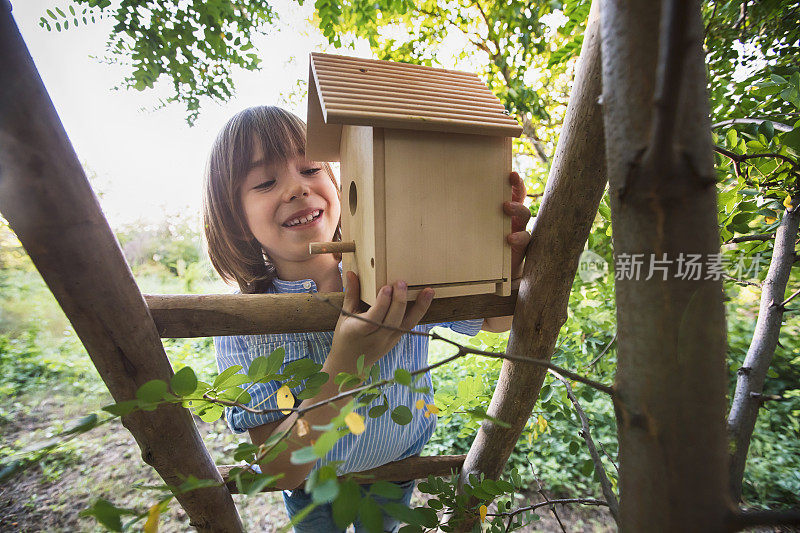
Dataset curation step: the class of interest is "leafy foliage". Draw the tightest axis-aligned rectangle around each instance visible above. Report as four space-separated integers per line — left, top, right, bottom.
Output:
39 0 278 124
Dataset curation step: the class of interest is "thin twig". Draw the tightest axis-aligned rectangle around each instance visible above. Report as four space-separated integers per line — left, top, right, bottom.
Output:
597 440 619 474
488 498 609 518
722 273 762 288
724 233 775 245
588 332 617 367
712 118 792 132
530 466 566 533
313 293 615 395
715 146 800 171
777 287 800 309
549 371 620 524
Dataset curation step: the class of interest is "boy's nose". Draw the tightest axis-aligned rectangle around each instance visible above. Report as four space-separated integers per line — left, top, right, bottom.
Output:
282 175 310 202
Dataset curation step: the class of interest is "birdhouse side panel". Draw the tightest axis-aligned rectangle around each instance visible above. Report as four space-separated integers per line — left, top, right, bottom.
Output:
340 125 386 305
382 129 509 293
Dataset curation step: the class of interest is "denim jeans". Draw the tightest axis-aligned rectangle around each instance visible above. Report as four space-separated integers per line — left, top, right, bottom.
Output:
282 479 415 533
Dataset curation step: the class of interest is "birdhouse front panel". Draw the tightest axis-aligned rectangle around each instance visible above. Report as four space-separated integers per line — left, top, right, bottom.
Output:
383 128 511 294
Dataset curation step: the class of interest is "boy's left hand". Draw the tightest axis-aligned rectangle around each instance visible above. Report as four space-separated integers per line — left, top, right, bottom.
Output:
504 171 531 279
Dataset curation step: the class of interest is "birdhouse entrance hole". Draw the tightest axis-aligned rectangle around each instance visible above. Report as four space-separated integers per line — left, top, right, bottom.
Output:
348 180 358 216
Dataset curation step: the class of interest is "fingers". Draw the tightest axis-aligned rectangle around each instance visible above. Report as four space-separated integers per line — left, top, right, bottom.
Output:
509 171 526 203
507 231 531 253
361 283 393 331
383 281 408 328
342 271 361 314
401 288 435 331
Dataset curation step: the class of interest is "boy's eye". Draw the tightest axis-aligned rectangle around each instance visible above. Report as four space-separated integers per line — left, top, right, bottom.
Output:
301 167 322 176
254 180 275 190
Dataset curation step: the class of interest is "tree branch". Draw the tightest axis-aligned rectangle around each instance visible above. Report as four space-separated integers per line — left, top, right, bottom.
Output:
712 118 792 132
549 371 620 524
727 202 800 501
730 508 800 528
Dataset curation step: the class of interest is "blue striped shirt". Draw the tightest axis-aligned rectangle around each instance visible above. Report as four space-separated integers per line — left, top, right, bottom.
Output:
214 273 482 475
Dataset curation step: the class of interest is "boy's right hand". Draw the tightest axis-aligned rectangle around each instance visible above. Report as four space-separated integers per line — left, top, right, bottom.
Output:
330 271 434 369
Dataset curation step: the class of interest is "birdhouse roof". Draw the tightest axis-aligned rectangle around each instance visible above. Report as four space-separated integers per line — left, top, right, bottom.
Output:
306 52 522 161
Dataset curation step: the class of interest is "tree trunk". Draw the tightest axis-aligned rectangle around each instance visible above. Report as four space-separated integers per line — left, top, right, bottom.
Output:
600 0 731 529
0 6 243 531
455 1 607 528
727 201 800 501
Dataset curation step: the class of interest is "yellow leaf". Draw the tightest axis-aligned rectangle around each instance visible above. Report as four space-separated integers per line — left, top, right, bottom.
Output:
765 216 777 224
479 504 488 523
296 418 310 437
144 503 160 533
785 195 794 210
537 415 548 433
426 403 440 415
276 385 294 415
415 399 425 410
344 412 365 435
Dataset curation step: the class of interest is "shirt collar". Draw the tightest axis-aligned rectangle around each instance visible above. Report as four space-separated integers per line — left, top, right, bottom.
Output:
271 262 343 294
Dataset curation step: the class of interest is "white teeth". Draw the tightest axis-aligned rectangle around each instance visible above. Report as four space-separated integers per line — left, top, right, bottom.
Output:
285 210 321 227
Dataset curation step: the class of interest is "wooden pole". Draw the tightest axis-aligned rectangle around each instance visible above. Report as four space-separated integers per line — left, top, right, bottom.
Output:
601 0 730 529
0 6 243 531
219 454 466 493
145 291 517 337
454 2 607 529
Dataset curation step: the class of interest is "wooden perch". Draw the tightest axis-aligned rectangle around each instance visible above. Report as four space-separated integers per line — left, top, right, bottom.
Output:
219 455 466 494
145 291 517 338
454 2 607 530
0 8 242 532
309 241 356 254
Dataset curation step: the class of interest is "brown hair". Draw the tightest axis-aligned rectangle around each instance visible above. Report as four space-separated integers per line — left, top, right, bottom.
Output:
202 106 340 293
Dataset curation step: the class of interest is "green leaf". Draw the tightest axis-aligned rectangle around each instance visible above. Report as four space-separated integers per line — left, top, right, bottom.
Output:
390 405 413 425
102 400 140 417
370 480 404 499
266 346 286 375
332 480 361 529
291 446 319 465
63 414 99 435
311 478 340 504
758 120 775 141
313 429 343 458
780 126 800 154
79 499 137 531
248 355 269 380
136 379 168 402
357 354 365 375
198 403 224 423
213 365 243 388
171 366 197 396
393 368 412 386
358 497 384 533
368 402 388 418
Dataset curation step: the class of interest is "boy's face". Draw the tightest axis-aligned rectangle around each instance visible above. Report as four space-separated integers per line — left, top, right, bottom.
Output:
240 143 340 277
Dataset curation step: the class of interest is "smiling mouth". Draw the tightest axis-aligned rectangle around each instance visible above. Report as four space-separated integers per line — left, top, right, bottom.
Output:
283 210 322 227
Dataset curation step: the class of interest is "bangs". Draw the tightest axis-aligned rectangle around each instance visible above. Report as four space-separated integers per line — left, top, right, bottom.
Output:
233 107 307 182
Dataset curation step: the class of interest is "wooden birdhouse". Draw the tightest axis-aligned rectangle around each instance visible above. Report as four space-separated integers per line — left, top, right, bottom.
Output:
306 52 522 305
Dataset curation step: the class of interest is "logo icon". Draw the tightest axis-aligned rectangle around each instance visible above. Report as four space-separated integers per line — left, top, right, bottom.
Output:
578 250 608 283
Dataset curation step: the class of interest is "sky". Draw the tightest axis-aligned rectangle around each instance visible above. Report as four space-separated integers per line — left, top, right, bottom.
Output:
11 0 371 227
